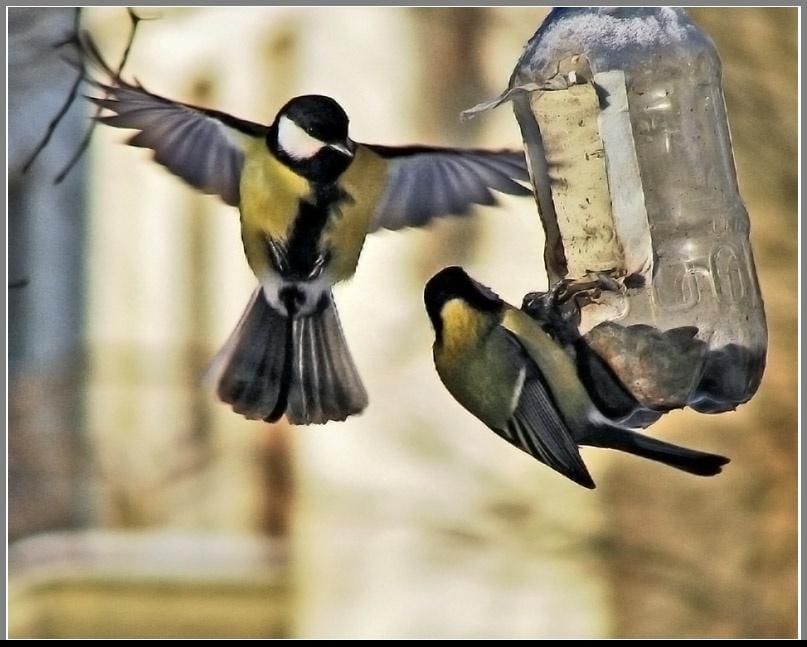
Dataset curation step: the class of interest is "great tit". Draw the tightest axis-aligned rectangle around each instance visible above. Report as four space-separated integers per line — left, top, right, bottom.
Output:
88 76 531 425
424 266 730 489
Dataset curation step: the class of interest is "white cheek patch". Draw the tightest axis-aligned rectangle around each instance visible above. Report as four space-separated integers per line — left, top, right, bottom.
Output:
277 115 325 160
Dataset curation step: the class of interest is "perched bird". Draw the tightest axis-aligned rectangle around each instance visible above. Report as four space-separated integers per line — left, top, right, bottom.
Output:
88 74 530 425
424 266 730 488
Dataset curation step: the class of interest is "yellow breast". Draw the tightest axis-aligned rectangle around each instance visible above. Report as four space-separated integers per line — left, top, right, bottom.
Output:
321 145 387 280
237 142 389 283
438 299 493 357
239 140 311 275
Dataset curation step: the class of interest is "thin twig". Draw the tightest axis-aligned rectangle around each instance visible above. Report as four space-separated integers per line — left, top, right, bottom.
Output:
54 8 147 184
21 7 83 174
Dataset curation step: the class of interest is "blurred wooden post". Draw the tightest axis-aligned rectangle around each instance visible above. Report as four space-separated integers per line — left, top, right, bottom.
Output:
255 424 295 538
412 8 488 278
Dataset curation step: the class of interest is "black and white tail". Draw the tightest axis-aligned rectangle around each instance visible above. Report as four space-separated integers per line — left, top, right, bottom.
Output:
585 425 730 477
207 288 368 425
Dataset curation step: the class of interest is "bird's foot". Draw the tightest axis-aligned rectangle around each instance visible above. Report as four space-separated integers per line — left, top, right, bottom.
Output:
306 252 331 281
522 271 623 332
554 271 623 307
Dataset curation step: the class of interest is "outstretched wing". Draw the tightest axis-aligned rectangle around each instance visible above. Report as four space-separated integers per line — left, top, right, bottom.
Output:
91 79 268 206
365 144 531 232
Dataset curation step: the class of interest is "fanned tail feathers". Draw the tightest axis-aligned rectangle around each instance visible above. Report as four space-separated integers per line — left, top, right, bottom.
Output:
206 289 367 425
286 301 368 424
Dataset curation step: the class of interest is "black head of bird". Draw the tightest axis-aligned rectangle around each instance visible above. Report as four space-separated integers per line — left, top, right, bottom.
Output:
269 94 354 180
424 265 502 343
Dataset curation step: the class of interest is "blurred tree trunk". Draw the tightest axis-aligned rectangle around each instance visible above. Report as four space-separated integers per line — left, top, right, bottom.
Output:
8 8 91 540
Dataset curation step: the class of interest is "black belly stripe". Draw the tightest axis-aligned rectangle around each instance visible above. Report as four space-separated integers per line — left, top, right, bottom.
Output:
279 183 350 280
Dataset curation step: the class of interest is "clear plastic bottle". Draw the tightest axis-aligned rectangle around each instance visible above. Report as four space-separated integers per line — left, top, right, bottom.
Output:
508 8 767 416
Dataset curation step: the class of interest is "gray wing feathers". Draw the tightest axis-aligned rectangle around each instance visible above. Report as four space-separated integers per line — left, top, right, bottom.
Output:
92 81 263 206
505 368 595 489
369 148 531 232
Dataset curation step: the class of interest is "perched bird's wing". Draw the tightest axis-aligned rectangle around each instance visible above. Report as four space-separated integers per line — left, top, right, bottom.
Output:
501 332 596 489
364 144 531 232
90 79 268 206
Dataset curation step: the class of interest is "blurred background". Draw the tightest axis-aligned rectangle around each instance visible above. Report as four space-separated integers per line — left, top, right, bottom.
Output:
7 6 797 639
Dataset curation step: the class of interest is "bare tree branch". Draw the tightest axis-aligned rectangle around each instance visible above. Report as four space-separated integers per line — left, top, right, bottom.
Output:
54 8 150 184
22 7 156 183
21 7 83 175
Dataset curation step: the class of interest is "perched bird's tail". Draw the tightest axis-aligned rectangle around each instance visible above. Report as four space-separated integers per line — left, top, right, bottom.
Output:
207 288 367 425
584 425 730 477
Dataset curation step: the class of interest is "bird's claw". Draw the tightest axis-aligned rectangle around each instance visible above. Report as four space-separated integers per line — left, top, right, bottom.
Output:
521 287 581 333
266 240 290 275
306 253 330 281
522 271 624 332
554 271 623 306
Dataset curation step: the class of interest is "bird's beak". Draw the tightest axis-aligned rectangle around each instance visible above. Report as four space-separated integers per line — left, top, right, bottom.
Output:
329 141 354 157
